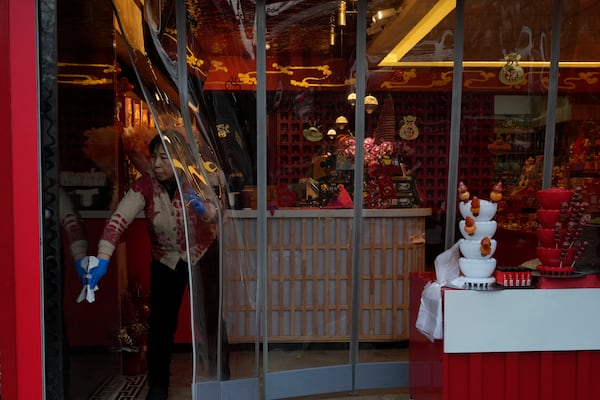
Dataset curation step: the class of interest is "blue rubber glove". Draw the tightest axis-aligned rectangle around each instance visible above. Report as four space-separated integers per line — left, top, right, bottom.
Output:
75 258 87 285
88 258 109 289
183 188 206 214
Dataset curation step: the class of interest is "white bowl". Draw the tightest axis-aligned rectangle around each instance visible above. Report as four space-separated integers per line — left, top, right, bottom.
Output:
458 238 497 259
458 220 497 240
459 199 497 221
459 257 497 278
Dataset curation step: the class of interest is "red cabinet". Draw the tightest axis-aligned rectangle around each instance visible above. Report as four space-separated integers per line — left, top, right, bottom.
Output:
409 272 600 400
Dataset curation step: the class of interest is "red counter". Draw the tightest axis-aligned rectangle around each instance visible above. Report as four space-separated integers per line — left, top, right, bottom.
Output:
409 272 600 400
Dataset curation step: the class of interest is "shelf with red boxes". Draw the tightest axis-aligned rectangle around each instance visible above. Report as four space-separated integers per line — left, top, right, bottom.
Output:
275 109 333 184
270 91 496 211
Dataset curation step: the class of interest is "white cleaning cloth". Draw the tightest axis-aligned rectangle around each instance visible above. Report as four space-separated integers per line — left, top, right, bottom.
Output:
434 242 461 286
415 281 443 341
76 256 99 303
415 242 461 342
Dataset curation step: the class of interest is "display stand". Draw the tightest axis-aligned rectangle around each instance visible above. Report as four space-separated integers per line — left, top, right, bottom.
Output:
409 272 600 400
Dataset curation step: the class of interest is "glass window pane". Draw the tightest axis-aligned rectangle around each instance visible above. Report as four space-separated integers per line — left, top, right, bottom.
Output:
558 0 600 271
265 1 357 378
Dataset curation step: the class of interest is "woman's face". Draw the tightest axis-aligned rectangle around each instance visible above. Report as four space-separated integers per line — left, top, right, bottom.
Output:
150 145 175 182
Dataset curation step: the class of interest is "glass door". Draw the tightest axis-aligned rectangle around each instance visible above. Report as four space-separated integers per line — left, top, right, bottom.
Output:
262 2 357 397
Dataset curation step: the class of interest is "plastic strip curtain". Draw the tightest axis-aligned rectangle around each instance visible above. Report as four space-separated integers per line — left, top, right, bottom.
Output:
113 0 258 385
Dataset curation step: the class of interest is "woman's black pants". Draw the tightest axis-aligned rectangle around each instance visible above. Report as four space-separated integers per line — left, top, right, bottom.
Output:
146 241 229 389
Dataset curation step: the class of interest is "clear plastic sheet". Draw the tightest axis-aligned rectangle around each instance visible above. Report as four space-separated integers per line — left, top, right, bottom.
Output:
113 0 258 384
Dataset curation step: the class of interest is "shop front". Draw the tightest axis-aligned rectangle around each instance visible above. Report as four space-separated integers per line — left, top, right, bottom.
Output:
2 0 600 399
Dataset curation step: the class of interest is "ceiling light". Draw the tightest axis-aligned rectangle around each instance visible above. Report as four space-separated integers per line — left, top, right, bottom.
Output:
330 16 336 46
378 0 456 67
335 116 348 129
330 26 336 46
338 1 347 27
347 92 356 106
375 8 398 21
347 94 379 113
365 95 379 114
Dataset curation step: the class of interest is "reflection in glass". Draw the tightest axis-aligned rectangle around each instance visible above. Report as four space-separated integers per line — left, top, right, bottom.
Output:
556 0 600 272
113 0 259 395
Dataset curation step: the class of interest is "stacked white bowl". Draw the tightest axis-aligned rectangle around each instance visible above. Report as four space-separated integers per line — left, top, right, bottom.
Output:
457 198 498 286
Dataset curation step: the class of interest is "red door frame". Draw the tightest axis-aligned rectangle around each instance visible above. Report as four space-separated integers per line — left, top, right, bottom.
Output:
0 0 44 398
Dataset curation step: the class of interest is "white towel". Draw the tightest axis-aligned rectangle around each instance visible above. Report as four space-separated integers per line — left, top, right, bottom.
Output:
434 242 461 286
76 256 100 303
415 243 461 341
415 281 443 341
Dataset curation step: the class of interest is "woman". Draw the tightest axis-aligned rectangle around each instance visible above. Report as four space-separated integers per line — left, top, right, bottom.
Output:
78 133 229 400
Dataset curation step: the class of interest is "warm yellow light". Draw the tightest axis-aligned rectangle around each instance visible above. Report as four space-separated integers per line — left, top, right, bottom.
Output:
385 60 600 68
338 1 347 27
376 8 397 21
347 92 356 106
379 0 456 67
330 24 336 46
364 95 378 114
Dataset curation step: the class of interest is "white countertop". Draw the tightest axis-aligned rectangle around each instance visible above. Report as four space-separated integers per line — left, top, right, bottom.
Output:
443 287 600 353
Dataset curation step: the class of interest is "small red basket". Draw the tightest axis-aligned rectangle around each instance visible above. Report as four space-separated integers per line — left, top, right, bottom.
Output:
536 265 576 276
495 267 533 287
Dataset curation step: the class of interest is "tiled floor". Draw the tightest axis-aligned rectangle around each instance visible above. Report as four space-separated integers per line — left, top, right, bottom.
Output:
70 346 411 399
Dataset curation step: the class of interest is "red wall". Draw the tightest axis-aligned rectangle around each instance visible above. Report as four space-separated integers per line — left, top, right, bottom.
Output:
0 0 44 398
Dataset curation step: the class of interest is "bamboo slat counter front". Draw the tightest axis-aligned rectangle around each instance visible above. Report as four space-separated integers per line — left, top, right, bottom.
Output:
222 208 432 343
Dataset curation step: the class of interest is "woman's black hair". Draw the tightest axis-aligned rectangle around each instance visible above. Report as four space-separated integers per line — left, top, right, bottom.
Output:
148 130 190 155
148 134 163 154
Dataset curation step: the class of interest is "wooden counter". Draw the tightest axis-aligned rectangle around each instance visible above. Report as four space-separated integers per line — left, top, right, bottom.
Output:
222 208 431 343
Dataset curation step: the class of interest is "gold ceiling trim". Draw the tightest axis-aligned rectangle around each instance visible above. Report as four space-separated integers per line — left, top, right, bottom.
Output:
273 64 349 88
272 63 332 77
462 71 528 90
384 61 600 68
560 72 600 89
163 30 208 78
290 79 348 88
57 75 113 86
57 62 116 86
237 72 257 86
209 60 228 73
206 63 353 89
378 0 456 67
376 0 600 69
188 54 207 74
58 62 117 73
379 70 600 91
380 70 453 89
462 71 500 89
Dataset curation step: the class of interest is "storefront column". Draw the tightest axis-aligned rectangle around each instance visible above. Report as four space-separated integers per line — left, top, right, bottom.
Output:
0 0 43 398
